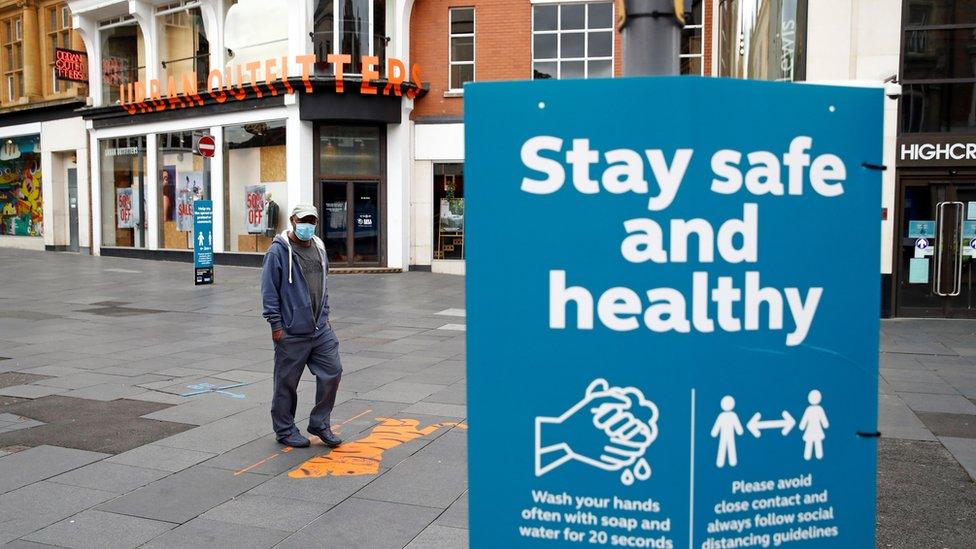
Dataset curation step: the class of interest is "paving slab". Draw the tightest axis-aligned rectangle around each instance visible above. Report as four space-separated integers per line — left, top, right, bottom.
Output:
22 509 176 549
403 401 467 419
357 430 467 509
96 465 267 523
204 435 321 476
435 492 469 530
405 524 470 549
0 445 108 495
200 494 331 532
140 394 258 426
48 461 171 494
106 444 217 473
425 382 466 405
0 481 117 544
245 467 377 506
941 436 976 481
152 413 270 454
140 517 290 549
275 498 440 549
62 383 146 402
900 392 976 415
360 381 447 404
0 385 67 399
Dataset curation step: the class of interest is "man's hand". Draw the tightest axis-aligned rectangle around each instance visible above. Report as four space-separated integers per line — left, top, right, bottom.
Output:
272 329 283 343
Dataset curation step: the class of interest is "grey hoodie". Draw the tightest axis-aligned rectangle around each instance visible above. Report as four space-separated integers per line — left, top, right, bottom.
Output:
261 230 330 335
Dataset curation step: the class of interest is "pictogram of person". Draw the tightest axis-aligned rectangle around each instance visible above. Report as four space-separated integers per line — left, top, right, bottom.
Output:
799 390 829 460
711 396 744 468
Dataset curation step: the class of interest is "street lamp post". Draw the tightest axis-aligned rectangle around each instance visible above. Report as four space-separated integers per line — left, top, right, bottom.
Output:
618 0 685 76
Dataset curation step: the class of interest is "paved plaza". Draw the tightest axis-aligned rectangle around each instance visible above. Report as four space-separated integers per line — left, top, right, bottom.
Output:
0 248 973 548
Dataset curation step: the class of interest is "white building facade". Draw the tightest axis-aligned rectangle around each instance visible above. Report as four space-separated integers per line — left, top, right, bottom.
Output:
68 0 424 270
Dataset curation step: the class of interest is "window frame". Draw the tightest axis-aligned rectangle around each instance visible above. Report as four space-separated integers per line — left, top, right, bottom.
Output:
1 13 24 104
680 8 704 76
898 1 976 134
98 16 145 105
45 2 76 95
311 0 387 77
531 1 615 81
448 7 476 92
155 1 210 88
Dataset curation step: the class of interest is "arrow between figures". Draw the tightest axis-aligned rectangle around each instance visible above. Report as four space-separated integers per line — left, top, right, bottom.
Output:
747 411 796 438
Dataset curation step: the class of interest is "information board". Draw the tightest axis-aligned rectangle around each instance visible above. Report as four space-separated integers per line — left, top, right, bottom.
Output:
465 77 882 548
193 199 214 285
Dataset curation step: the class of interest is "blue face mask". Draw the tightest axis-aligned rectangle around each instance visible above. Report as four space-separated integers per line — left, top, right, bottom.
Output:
294 223 316 241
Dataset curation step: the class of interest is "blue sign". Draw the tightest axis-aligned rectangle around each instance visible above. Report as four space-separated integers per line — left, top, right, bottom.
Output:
908 220 935 239
465 78 881 548
193 200 214 284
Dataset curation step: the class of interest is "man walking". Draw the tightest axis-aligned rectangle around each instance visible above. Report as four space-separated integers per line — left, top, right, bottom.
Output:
261 205 343 448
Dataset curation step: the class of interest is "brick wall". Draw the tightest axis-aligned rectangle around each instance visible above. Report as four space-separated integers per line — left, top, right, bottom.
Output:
410 0 623 121
703 0 713 75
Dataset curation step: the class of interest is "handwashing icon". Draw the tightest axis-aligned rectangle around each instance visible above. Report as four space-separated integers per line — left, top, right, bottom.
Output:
535 378 659 486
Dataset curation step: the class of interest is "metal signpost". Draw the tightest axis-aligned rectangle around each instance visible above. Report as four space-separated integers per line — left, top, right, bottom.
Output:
465 77 883 548
193 200 214 285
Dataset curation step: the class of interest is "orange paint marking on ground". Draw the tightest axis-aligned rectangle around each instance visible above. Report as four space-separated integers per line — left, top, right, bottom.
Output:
232 410 370 476
288 417 464 479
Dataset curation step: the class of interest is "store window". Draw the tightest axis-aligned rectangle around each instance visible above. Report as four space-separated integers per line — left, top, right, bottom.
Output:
900 1 976 133
718 0 807 82
223 120 287 253
0 135 42 237
99 17 145 105
680 1 704 75
2 14 24 104
312 0 387 74
157 2 209 90
225 0 289 70
433 163 464 260
449 7 475 91
100 136 147 248
45 3 75 94
158 130 212 250
532 1 613 80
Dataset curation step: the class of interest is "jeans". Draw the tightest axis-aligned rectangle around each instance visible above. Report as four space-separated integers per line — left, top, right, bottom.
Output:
271 327 342 439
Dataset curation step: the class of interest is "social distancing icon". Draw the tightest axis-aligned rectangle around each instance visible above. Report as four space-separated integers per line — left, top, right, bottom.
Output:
711 390 828 467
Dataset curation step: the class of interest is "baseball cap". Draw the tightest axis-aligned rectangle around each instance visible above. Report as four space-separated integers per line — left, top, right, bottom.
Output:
291 204 319 220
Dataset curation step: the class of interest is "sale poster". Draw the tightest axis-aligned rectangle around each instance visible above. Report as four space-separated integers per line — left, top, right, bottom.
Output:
245 184 267 234
176 172 205 232
116 188 139 229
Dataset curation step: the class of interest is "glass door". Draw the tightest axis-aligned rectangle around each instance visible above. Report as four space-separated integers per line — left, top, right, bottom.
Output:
320 180 380 266
896 181 976 317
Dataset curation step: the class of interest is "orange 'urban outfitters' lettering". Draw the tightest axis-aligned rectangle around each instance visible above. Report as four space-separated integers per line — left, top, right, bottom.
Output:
117 54 421 114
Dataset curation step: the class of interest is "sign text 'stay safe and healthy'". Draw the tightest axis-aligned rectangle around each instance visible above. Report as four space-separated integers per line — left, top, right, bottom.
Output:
520 136 845 346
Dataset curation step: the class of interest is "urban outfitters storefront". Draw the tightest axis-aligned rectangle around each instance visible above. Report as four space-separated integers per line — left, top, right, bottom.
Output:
75 0 421 270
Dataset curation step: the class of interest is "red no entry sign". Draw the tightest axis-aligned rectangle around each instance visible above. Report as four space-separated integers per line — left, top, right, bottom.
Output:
197 135 216 158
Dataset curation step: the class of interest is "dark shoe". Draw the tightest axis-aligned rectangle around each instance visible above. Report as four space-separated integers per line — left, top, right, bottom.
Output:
308 426 343 448
277 433 310 448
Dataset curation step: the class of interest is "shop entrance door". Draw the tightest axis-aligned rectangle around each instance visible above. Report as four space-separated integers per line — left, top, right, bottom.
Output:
67 168 79 252
896 181 976 317
320 181 381 266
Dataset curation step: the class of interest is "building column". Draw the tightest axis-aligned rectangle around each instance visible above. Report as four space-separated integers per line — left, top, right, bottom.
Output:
72 14 101 106
21 1 43 101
